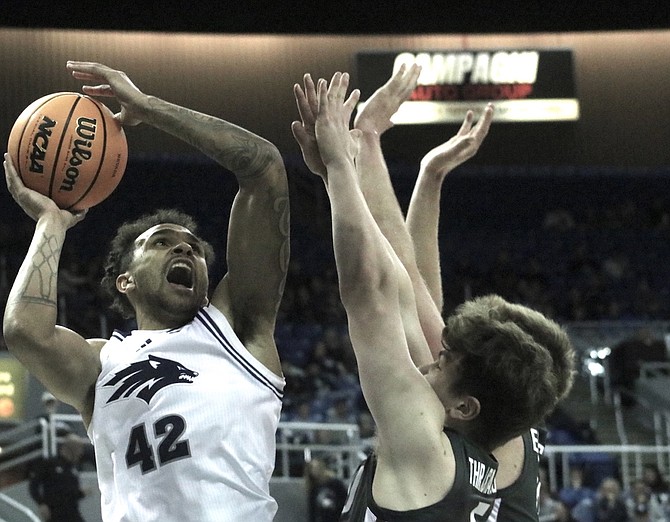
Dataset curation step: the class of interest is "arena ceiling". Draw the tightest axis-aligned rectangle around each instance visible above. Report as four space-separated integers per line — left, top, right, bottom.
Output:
2 0 669 35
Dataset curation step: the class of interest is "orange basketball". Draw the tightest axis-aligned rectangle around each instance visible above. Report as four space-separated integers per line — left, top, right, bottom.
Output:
7 92 128 211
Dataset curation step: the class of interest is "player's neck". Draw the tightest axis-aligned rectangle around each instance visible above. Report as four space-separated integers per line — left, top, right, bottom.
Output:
134 308 192 331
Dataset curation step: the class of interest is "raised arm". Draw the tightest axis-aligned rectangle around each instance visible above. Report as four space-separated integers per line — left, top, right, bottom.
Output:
2 154 101 421
293 67 437 364
406 104 494 313
67 61 290 375
313 73 449 507
352 63 442 362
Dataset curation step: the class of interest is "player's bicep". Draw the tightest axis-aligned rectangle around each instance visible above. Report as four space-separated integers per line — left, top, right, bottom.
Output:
19 326 102 413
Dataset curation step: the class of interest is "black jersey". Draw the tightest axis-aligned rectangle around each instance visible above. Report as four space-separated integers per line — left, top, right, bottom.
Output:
340 428 498 522
487 428 546 521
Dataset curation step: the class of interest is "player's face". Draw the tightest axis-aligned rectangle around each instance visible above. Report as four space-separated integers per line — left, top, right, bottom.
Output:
421 344 463 411
125 223 209 318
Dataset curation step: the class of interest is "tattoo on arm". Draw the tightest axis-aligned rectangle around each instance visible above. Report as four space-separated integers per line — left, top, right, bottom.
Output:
144 100 274 179
16 234 61 307
210 134 274 180
275 194 290 305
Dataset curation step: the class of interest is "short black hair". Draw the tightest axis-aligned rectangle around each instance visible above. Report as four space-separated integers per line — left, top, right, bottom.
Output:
100 209 215 319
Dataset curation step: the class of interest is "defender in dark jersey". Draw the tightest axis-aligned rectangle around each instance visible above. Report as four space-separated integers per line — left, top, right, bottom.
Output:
293 65 576 521
293 71 560 521
346 63 576 522
487 428 547 521
396 83 575 521
366 66 575 522
341 430 497 522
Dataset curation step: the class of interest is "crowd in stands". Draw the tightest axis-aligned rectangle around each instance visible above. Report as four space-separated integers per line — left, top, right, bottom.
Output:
539 462 670 521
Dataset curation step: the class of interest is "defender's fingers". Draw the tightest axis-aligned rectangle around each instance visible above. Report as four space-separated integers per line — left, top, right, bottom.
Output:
327 72 343 99
407 63 422 88
303 74 319 111
343 89 361 115
291 121 310 147
317 78 329 109
472 104 494 137
338 73 350 100
456 110 475 136
294 84 315 125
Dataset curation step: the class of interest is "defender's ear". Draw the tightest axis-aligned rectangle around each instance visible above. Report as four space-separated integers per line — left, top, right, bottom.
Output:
116 273 135 294
448 396 481 422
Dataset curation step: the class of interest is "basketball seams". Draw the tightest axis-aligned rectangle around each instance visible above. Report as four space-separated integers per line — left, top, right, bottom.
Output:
48 95 81 201
65 98 108 211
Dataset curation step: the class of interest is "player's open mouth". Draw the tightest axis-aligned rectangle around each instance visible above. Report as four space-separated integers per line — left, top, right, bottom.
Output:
166 262 194 289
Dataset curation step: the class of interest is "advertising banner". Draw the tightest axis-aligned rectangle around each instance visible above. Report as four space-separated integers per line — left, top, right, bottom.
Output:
356 50 579 123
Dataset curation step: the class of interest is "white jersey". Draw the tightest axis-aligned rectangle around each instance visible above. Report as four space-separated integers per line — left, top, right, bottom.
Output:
87 305 285 522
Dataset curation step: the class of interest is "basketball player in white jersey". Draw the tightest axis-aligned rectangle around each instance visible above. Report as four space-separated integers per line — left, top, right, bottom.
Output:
3 61 289 521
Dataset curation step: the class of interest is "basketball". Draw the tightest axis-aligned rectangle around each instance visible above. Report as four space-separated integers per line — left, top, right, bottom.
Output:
7 92 128 211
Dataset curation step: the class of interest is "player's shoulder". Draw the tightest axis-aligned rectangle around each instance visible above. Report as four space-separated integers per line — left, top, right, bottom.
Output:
87 338 108 351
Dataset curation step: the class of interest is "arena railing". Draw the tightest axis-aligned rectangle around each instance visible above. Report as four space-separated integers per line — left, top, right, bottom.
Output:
0 419 46 522
3 413 670 494
0 418 48 473
0 492 39 522
274 421 363 481
544 444 670 493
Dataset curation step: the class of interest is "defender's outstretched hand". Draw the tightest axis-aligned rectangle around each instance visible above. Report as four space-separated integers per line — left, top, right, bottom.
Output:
354 63 421 135
313 72 361 168
407 103 494 312
419 103 494 181
291 73 326 177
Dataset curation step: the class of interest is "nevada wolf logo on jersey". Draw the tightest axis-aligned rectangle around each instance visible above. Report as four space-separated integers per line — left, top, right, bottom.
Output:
103 355 199 405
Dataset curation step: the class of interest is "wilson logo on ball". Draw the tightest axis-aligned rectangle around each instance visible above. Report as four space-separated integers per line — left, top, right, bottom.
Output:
60 116 98 192
8 92 128 211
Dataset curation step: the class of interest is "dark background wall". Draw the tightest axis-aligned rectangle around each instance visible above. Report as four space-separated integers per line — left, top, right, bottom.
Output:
2 1 668 35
